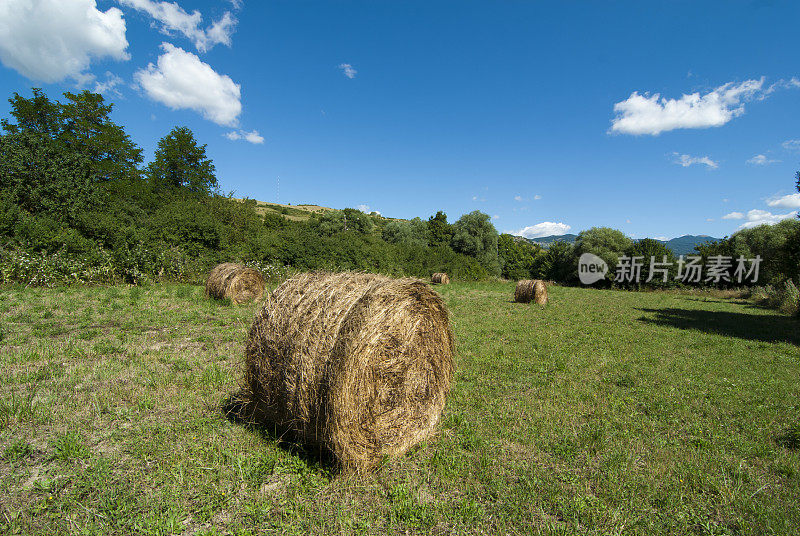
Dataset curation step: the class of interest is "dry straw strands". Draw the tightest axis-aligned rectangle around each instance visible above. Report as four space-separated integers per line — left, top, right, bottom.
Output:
205 263 265 304
241 271 455 472
533 280 548 305
431 273 450 285
515 279 548 305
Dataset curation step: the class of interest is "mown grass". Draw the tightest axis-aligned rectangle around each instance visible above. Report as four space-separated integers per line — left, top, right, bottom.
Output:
0 281 798 535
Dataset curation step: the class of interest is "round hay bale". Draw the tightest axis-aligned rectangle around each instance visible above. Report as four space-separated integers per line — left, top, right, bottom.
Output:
431 273 450 285
242 271 455 472
514 279 535 303
205 263 265 304
533 280 548 305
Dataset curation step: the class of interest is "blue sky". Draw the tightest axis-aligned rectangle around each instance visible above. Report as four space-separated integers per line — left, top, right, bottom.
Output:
1 0 799 239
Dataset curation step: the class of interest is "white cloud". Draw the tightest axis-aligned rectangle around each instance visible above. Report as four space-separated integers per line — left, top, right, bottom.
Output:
766 193 800 209
339 63 357 79
706 218 715 222
513 222 571 239
746 154 780 165
514 195 523 202
225 129 264 144
119 0 236 52
782 139 800 153
672 153 718 169
738 209 798 229
93 72 125 97
610 78 776 136
134 43 241 126
356 204 379 214
534 194 542 200
722 212 744 220
0 0 129 83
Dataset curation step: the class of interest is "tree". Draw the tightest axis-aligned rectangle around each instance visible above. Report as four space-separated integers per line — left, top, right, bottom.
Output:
428 211 454 247
627 238 676 286
498 234 543 280
59 91 143 183
0 88 143 223
382 218 428 248
148 127 217 195
451 210 501 275
541 240 576 283
574 227 633 281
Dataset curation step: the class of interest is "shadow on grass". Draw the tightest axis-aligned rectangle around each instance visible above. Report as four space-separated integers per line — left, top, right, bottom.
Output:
221 391 337 474
776 424 800 450
676 296 777 312
636 307 800 345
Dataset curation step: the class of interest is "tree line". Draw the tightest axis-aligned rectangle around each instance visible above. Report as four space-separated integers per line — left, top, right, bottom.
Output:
1 88 797 291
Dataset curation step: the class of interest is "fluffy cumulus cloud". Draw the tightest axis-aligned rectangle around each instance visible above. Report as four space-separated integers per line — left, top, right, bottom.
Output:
611 78 781 136
512 222 571 239
672 153 718 169
339 63 357 79
93 72 125 97
119 0 236 52
746 154 780 165
225 129 264 144
738 209 798 229
134 43 241 126
767 193 800 209
722 212 744 220
0 0 129 83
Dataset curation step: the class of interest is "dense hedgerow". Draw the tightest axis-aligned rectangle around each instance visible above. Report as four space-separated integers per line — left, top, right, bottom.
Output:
1 88 798 299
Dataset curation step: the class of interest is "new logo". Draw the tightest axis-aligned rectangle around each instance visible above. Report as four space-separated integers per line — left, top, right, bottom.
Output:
578 253 608 285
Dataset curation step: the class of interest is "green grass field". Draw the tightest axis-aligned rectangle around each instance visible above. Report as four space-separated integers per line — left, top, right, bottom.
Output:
1 282 799 535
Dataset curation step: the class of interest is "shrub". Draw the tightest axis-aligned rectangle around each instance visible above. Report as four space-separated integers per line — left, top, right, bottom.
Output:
779 280 800 316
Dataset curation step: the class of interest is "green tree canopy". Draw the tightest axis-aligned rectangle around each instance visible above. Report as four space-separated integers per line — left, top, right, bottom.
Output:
147 127 217 195
627 238 677 286
428 211 454 247
0 88 143 223
575 227 633 280
451 210 500 275
382 218 429 248
498 234 543 280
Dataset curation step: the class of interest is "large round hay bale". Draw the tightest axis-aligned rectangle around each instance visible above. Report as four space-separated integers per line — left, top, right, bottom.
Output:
431 273 450 285
514 279 535 303
205 263 265 304
242 271 455 472
534 280 548 305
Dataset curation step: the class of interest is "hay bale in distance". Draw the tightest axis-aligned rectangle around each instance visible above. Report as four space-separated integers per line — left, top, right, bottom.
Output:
514 279 535 303
205 263 265 304
242 271 455 472
514 279 548 305
431 273 450 285
534 280 548 305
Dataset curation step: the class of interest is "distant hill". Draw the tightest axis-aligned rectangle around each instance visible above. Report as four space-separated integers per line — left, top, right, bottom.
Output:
516 233 721 255
663 235 720 255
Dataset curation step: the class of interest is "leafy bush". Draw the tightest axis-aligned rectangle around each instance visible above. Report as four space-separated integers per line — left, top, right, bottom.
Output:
779 280 799 315
749 280 800 316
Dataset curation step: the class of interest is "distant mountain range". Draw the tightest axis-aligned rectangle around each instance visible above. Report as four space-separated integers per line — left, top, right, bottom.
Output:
517 234 721 256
